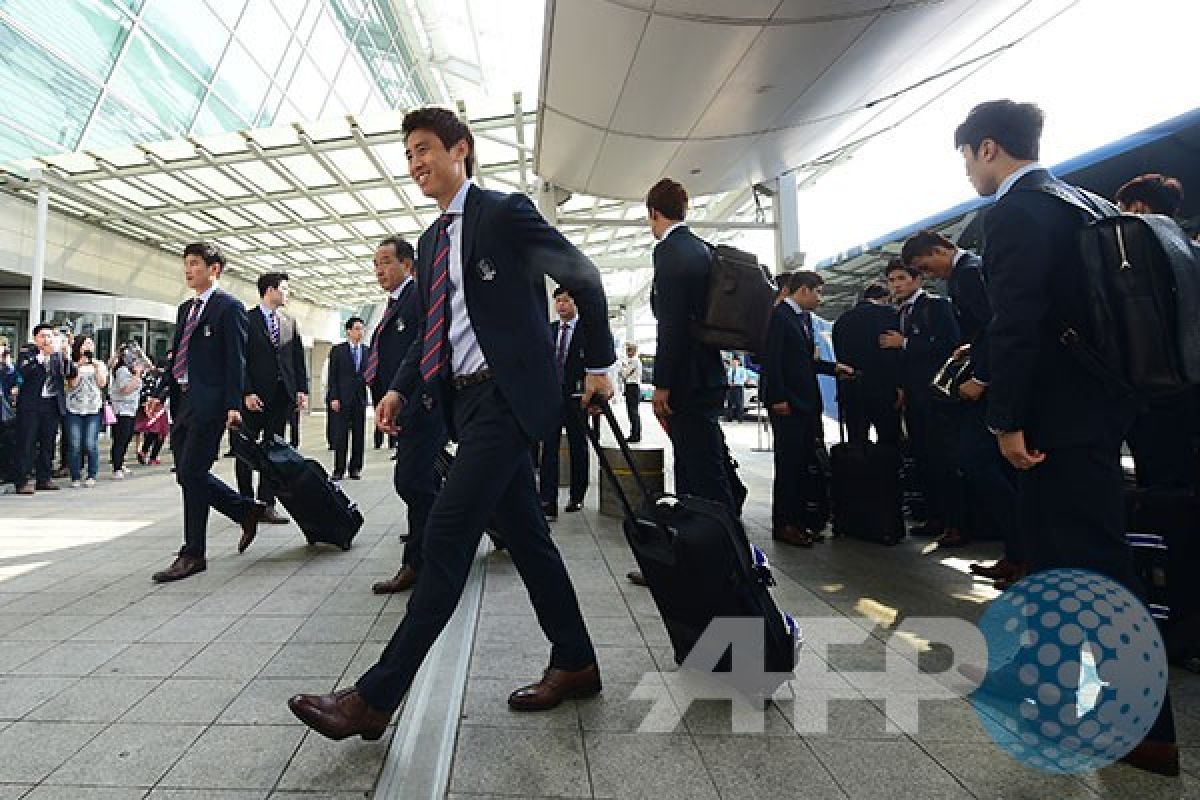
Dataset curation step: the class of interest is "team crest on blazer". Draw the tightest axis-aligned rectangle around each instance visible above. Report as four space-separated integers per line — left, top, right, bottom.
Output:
395 319 406 333
203 324 212 337
477 258 497 281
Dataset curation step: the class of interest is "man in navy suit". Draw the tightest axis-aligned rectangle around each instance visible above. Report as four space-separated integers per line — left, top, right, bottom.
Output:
365 238 420 455
148 243 267 582
289 108 615 740
537 285 590 517
369 235 449 596
646 178 734 511
12 323 76 493
903 231 1019 560
956 98 1177 775
236 271 308 524
327 316 369 480
881 259 961 541
831 282 902 446
764 271 851 546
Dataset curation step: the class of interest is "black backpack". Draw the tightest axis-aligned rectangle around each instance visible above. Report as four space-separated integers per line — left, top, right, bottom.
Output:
691 243 778 355
1035 183 1200 397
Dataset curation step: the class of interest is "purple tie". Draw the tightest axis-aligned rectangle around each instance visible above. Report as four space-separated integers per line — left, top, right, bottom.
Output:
172 298 203 383
555 322 569 382
268 311 280 348
419 214 454 383
363 297 396 385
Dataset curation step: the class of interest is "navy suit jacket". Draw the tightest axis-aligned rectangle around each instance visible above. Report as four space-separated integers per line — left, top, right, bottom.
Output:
390 183 615 441
368 280 419 404
982 168 1132 447
243 307 308 401
327 341 369 409
831 300 900 400
899 291 960 399
15 346 76 416
160 287 247 420
763 302 835 416
650 226 726 404
550 318 586 395
946 252 992 383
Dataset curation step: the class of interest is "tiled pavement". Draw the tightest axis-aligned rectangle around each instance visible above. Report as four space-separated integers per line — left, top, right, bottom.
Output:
1 413 1197 799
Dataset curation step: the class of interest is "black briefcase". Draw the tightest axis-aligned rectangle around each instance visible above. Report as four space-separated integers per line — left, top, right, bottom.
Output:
829 400 905 544
232 430 361 550
584 401 800 696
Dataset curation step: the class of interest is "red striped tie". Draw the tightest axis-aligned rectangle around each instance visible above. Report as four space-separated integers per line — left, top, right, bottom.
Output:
171 298 203 383
419 214 454 383
363 297 396 385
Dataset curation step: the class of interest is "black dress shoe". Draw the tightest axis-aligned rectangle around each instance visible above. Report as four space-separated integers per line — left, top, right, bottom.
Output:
152 554 207 583
627 570 647 587
34 481 59 491
542 502 558 519
348 472 361 480
331 473 344 481
565 500 584 513
509 664 602 711
1120 740 1181 777
627 436 641 443
238 501 268 554
288 688 391 741
262 505 290 525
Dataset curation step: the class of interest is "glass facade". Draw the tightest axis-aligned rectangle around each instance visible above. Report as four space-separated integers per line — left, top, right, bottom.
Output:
0 0 435 163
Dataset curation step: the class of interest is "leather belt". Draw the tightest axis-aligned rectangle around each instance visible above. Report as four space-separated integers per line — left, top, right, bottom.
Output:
451 368 493 390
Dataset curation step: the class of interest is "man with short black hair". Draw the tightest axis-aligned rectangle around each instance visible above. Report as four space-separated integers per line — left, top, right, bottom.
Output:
646 177 734 511
1115 172 1185 217
12 323 76 494
236 271 308 523
149 243 267 582
831 281 901 446
537 285 590 517
327 316 369 480
956 98 1178 775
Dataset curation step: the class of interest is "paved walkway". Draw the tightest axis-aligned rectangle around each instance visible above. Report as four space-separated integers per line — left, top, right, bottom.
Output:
0 413 1196 799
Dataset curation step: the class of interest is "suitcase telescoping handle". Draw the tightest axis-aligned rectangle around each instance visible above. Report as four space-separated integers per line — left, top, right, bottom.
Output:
572 394 658 520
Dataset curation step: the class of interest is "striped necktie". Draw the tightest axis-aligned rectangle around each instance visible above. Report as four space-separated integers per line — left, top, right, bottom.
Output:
363 297 397 385
171 297 204 383
419 214 454 383
268 311 280 348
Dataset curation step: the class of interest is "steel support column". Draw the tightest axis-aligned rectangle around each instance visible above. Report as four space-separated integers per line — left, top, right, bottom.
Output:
774 170 803 271
29 175 49 335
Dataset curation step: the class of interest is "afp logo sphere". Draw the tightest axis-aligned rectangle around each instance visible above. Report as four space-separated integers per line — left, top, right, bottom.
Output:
971 568 1168 774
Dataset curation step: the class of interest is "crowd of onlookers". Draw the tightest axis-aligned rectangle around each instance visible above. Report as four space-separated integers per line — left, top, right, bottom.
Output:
0 330 173 493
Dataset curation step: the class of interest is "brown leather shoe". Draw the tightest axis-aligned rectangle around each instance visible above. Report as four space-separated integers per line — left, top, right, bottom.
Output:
772 524 814 548
1120 739 1180 777
152 554 207 583
15 483 34 495
372 565 418 594
261 505 290 525
508 664 602 711
238 501 268 554
627 570 648 587
35 481 60 491
288 688 391 741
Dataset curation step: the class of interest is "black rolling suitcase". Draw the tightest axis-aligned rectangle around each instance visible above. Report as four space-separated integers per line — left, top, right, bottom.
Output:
586 401 800 696
830 406 905 545
1124 488 1200 671
232 431 361 550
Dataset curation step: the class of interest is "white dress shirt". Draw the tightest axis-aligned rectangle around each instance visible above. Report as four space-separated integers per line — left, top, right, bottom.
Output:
994 162 1044 200
444 179 488 376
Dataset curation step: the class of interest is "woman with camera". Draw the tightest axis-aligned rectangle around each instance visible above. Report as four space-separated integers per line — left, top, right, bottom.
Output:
108 343 145 479
64 335 108 488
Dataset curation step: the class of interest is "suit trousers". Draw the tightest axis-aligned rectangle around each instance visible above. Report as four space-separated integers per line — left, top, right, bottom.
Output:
840 380 900 446
332 401 366 476
171 392 256 557
236 382 291 505
356 380 596 712
956 402 1019 555
538 394 589 505
667 391 735 513
768 410 818 531
624 383 642 440
394 398 448 571
1018 441 1175 744
724 386 745 422
1125 387 1200 489
15 398 59 485
904 396 959 526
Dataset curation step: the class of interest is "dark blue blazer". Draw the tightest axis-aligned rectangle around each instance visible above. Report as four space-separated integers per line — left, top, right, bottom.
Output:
327 341 369 409
368 279 419 404
832 300 900 400
15 346 75 416
390 183 615 441
650 225 726 404
946 251 992 383
550 318 586 395
899 291 960 400
160 287 247 420
982 168 1132 447
763 302 835 415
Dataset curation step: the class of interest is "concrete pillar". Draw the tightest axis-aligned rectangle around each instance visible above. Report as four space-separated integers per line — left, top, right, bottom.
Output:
625 305 636 344
537 180 560 315
310 340 333 411
29 176 49 335
774 170 803 272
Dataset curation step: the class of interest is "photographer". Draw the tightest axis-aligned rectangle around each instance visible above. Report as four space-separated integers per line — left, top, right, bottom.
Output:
64 335 108 488
108 343 146 479
13 324 76 494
